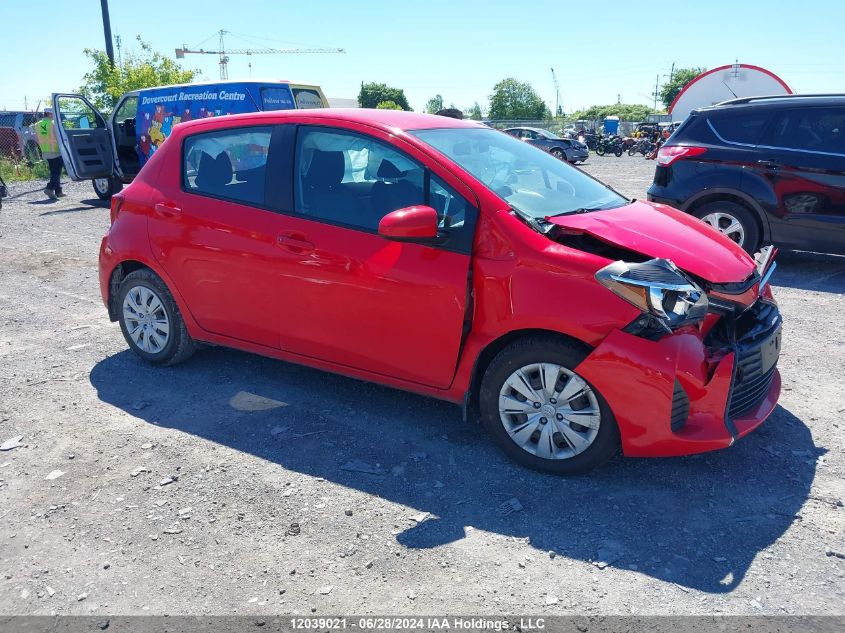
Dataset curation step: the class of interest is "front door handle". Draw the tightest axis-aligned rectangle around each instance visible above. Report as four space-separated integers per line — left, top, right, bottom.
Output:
154 202 182 217
757 159 779 169
276 233 314 253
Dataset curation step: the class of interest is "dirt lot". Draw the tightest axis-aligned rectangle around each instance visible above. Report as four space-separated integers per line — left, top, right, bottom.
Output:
1 155 843 616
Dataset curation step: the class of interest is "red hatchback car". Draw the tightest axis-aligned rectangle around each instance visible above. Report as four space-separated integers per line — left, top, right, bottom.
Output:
97 109 781 474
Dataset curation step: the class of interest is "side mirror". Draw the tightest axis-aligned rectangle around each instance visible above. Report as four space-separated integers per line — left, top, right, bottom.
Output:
378 205 439 241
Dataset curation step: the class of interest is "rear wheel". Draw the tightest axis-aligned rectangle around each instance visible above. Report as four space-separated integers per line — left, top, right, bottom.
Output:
594 145 605 156
93 177 123 201
479 336 619 474
117 269 196 366
613 147 623 157
692 200 761 253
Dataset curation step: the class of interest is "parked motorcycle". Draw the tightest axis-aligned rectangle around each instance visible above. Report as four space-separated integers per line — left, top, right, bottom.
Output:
628 138 656 156
594 135 624 157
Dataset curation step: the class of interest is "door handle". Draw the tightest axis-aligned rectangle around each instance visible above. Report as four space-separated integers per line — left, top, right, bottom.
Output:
276 233 314 253
154 202 182 217
757 159 779 169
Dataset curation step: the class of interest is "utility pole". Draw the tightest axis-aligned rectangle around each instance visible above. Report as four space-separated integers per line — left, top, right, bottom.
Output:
652 74 660 111
669 62 675 85
115 34 123 66
100 0 115 67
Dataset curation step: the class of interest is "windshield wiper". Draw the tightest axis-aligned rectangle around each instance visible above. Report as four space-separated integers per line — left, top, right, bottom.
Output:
509 206 549 233
544 206 607 219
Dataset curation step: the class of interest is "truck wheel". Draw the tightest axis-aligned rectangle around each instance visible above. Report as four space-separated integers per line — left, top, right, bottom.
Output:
93 177 123 201
479 336 619 475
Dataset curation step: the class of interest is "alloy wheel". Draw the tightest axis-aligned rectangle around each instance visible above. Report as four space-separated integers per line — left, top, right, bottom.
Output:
122 285 170 354
498 363 601 460
700 211 745 246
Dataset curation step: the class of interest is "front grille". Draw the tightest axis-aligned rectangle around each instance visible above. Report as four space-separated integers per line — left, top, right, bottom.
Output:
727 301 781 419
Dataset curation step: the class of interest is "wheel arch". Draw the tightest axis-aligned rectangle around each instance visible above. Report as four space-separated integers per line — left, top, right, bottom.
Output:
107 260 151 321
463 328 593 422
683 189 771 241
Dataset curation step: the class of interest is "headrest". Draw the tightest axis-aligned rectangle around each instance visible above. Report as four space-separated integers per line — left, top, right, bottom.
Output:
196 152 233 190
306 150 345 186
377 159 405 179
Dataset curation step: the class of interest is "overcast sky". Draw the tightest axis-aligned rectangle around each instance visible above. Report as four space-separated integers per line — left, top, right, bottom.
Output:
2 0 844 113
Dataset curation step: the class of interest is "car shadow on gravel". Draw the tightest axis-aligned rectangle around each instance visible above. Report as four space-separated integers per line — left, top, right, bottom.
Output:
771 251 845 293
90 348 819 594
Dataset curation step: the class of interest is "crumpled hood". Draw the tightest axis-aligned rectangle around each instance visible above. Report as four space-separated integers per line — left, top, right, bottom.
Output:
547 200 755 283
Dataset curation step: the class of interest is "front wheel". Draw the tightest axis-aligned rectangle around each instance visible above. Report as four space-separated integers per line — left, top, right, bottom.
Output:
550 148 566 161
117 269 196 366
93 177 123 201
594 145 606 156
613 147 623 157
479 336 619 474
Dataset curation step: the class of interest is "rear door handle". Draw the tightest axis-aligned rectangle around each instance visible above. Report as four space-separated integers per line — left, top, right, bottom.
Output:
757 159 780 169
154 202 182 217
276 233 314 253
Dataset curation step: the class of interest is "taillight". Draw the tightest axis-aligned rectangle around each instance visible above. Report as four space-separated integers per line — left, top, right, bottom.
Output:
110 194 124 225
656 145 707 166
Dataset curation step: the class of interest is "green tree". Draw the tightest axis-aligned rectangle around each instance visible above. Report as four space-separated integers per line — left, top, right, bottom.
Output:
569 103 658 122
467 102 483 120
79 36 197 111
358 83 411 110
376 100 404 110
488 78 548 120
659 67 705 109
425 94 444 114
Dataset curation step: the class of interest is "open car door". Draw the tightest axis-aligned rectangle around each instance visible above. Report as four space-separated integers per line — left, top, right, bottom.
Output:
52 93 114 181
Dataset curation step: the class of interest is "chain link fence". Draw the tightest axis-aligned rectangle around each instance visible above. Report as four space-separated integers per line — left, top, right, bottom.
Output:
484 119 651 137
0 111 50 182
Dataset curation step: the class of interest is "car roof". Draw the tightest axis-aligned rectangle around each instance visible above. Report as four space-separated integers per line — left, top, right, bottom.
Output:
122 79 314 97
174 108 483 133
697 93 845 114
505 126 545 132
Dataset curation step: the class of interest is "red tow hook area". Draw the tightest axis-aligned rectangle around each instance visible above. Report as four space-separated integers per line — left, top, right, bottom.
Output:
575 329 738 458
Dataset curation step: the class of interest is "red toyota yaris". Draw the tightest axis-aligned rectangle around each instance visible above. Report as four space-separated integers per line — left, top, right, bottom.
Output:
98 109 781 474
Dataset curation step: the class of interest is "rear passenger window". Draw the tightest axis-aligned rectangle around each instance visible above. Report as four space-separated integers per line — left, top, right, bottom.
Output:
183 126 272 206
710 112 772 145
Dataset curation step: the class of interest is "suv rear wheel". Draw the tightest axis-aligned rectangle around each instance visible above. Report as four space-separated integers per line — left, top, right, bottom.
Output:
93 177 123 201
692 200 760 254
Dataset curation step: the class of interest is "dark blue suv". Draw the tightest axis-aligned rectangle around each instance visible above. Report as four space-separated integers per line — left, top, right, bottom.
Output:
647 95 845 255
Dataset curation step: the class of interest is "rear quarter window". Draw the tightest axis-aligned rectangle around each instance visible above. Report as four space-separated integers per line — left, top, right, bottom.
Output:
709 111 773 145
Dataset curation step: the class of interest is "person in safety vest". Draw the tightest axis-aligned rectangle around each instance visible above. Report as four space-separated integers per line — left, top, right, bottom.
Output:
34 108 65 200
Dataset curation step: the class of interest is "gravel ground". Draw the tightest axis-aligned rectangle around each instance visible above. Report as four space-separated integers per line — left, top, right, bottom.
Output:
0 154 843 616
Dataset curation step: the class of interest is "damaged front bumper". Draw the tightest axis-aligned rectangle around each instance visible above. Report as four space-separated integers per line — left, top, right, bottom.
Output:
575 300 782 457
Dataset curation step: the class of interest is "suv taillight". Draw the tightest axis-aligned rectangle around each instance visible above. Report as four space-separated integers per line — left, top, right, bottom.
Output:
110 194 124 225
656 145 707 166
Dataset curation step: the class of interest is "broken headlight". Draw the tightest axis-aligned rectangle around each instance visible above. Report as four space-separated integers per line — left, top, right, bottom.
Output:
596 258 709 332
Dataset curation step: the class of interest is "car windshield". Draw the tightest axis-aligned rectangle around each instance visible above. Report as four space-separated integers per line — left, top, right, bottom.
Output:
412 127 626 219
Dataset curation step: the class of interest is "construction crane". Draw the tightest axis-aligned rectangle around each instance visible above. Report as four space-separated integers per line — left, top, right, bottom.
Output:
550 67 562 117
176 30 345 80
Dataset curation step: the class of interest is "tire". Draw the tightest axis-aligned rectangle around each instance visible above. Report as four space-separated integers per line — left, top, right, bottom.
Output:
613 147 623 157
117 269 196 366
594 145 605 156
479 336 620 475
691 200 761 254
550 148 566 160
628 147 638 156
93 176 123 201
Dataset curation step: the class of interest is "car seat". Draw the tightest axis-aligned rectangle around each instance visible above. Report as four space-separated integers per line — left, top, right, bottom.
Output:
301 150 357 223
195 151 233 196
370 159 424 227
